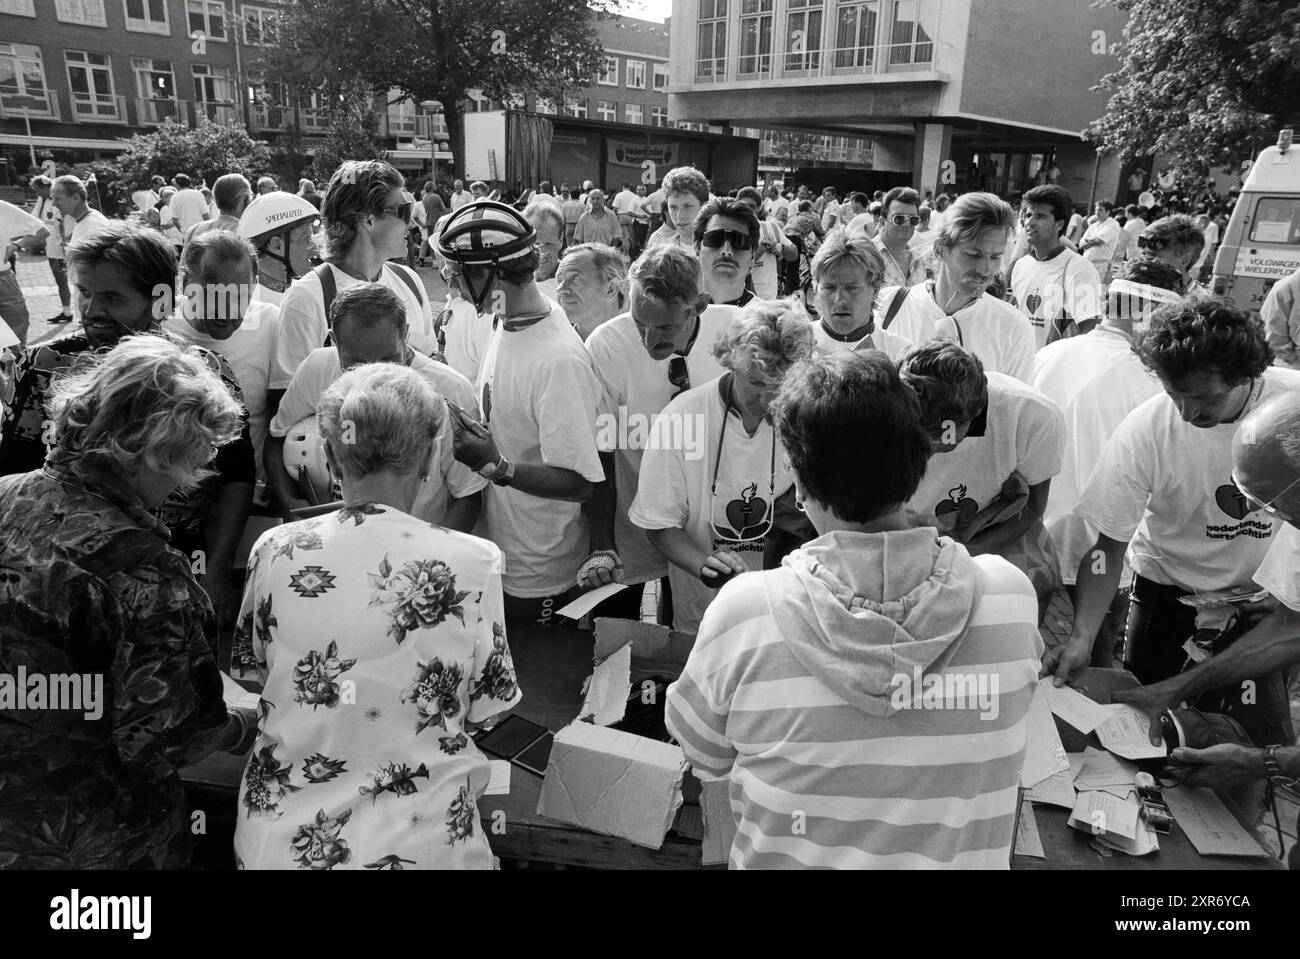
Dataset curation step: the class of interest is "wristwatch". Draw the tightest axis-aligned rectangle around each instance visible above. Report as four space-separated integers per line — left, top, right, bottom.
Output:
490 456 515 487
1264 746 1299 788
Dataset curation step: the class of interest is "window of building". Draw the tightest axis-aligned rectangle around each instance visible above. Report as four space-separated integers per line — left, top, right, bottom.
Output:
0 42 52 115
65 49 120 119
625 59 646 89
0 0 35 16
597 55 618 86
785 0 823 72
124 0 169 34
243 4 278 45
652 62 669 91
56 1 107 26
889 0 935 65
834 0 878 69
192 62 235 121
565 99 587 119
697 0 727 80
624 103 643 124
651 106 668 126
739 0 774 76
596 99 616 122
188 0 226 40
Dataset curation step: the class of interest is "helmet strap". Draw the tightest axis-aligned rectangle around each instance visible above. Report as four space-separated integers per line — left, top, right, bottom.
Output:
462 257 500 313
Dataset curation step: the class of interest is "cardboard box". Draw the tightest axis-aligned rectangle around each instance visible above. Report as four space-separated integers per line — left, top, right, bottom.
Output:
537 618 734 855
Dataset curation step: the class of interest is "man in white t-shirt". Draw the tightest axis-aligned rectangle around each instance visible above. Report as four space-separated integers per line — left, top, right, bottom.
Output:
881 191 1035 383
694 197 759 308
806 227 910 359
1111 394 1300 852
237 191 320 308
736 187 795 300
1135 214 1206 294
819 187 842 231
763 184 788 226
900 342 1064 603
17 177 73 325
1047 299 1300 745
644 166 710 254
264 283 485 530
438 199 606 626
0 199 42 347
449 179 473 211
169 173 211 234
271 160 435 409
612 181 641 255
164 231 280 486
1011 184 1104 349
51 175 110 249
1078 200 1123 283
1120 204 1147 261
582 246 738 621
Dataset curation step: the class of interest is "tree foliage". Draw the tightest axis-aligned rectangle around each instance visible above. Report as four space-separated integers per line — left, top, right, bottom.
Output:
309 79 391 184
767 130 826 171
261 0 618 178
1086 0 1300 177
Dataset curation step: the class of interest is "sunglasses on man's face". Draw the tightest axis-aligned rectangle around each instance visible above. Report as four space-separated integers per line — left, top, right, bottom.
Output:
379 202 412 223
1136 235 1168 252
889 214 922 226
700 229 753 251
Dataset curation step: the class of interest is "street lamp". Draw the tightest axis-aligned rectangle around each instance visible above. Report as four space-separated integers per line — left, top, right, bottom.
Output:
420 99 443 189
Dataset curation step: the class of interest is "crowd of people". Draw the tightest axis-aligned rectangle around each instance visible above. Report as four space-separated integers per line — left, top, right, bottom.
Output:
0 152 1298 871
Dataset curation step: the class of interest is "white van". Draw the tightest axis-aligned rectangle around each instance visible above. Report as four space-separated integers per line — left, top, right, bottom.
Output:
1211 130 1300 316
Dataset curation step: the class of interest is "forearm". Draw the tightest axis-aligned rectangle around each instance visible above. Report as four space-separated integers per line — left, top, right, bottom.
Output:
1279 745 1300 778
647 526 707 576
1164 606 1300 703
205 482 253 574
584 453 618 552
509 463 593 503
442 491 481 534
966 483 1049 556
1069 535 1127 648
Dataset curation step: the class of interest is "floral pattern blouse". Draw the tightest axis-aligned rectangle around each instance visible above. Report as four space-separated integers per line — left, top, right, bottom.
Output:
232 503 521 870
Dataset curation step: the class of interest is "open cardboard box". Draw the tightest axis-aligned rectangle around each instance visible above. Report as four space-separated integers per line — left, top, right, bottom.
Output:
536 618 736 862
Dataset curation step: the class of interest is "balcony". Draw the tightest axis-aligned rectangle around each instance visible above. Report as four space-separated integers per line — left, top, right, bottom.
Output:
250 102 289 131
298 107 330 133
70 93 128 124
0 90 60 121
134 97 189 125
384 112 418 138
194 101 238 124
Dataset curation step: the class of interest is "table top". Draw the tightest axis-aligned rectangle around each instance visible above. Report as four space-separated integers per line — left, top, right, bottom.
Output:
183 628 1283 870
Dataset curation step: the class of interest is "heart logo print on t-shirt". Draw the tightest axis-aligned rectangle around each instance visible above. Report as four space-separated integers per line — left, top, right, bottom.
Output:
1025 292 1042 314
1214 482 1254 521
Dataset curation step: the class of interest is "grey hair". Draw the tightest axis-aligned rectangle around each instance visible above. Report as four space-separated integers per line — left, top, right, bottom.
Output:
523 199 566 239
560 242 627 304
53 174 87 201
933 191 1014 255
712 300 816 385
46 334 243 487
317 362 444 480
811 226 886 287
629 244 702 306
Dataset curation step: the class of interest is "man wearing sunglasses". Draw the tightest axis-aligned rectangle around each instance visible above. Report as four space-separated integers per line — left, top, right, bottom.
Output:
872 186 928 289
693 197 759 308
1134 214 1206 293
1047 299 1300 747
271 160 437 422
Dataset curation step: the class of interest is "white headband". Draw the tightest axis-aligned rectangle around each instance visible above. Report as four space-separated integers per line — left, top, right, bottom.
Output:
1109 278 1182 304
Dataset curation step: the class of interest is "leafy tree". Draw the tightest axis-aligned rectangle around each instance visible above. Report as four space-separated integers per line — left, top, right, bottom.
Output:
766 129 826 172
308 79 391 184
261 0 617 179
1086 0 1300 177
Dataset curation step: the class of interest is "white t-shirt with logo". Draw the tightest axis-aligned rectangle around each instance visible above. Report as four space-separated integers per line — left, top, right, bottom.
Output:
1074 368 1300 593
904 372 1064 536
881 282 1037 384
1254 524 1300 612
271 263 436 389
585 305 736 584
474 306 606 598
267 347 487 526
1010 247 1104 350
811 319 911 361
630 377 795 635
1032 325 1162 584
750 220 789 300
164 299 281 482
170 188 210 233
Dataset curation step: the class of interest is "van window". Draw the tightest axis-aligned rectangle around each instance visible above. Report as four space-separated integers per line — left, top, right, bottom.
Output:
1249 197 1300 244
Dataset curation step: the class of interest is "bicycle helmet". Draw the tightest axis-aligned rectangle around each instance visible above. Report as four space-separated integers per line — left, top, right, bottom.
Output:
238 191 320 283
280 415 337 502
434 199 537 311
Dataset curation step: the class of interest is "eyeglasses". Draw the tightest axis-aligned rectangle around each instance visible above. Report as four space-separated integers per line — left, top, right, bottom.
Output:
889 214 922 226
1232 468 1299 520
668 355 690 397
379 202 412 223
700 229 753 251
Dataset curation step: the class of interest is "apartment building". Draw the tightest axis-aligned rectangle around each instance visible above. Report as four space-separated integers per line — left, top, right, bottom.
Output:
668 0 1131 202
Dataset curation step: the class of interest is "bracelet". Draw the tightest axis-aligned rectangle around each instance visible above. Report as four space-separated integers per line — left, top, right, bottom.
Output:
1264 746 1299 788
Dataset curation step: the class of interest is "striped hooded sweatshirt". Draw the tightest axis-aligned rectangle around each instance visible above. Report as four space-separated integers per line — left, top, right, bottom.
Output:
665 528 1042 869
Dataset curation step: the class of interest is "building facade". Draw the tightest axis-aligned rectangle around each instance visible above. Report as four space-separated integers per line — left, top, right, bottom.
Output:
668 0 1129 203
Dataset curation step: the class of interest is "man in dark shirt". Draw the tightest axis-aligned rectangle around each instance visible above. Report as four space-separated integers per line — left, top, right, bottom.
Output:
0 223 255 625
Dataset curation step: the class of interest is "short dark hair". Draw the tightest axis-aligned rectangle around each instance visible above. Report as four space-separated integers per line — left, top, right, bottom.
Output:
1125 204 1143 218
882 186 921 213
212 173 252 213
1095 199 1114 212
173 173 192 189
848 191 869 207
897 341 988 427
330 282 406 338
1023 185 1073 233
693 196 761 249
1141 214 1204 262
736 186 764 208
66 222 176 304
1113 255 1185 294
772 351 931 523
1136 297 1273 386
181 230 256 285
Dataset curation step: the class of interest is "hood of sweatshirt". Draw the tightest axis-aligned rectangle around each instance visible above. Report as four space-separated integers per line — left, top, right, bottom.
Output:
769 528 982 718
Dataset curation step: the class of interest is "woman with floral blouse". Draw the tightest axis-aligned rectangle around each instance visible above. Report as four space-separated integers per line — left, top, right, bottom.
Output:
233 363 521 870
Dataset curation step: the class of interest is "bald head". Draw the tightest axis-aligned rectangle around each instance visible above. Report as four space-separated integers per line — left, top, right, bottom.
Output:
1233 391 1300 524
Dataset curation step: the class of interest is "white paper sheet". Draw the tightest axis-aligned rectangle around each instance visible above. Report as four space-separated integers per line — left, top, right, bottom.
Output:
1041 678 1110 733
485 760 512 795
556 582 628 620
1096 704 1166 760
1074 746 1139 790
1025 766 1078 809
221 672 261 712
1014 803 1045 858
1020 684 1071 788
1069 789 1139 841
1164 786 1272 858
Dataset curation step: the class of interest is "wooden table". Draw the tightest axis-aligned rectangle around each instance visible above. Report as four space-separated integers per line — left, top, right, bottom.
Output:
183 630 1283 870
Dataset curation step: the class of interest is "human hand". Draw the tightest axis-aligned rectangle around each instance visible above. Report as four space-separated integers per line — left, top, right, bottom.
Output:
1113 680 1180 745
1040 635 1091 687
452 424 500 472
700 548 746 587
577 549 625 589
1167 744 1266 790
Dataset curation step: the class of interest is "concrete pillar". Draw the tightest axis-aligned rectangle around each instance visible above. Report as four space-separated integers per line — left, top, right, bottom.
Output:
913 122 953 195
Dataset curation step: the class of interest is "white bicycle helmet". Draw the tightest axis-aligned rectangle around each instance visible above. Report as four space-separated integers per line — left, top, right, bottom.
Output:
434 199 537 310
280 415 338 502
238 191 320 283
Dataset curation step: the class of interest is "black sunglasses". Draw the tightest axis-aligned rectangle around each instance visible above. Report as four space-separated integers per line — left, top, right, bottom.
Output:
889 214 922 226
379 201 412 223
700 229 753 251
1136 235 1167 252
668 355 690 396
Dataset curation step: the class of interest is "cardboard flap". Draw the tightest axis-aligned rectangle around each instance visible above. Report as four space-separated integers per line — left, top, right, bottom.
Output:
579 644 632 726
699 776 736 866
537 721 687 850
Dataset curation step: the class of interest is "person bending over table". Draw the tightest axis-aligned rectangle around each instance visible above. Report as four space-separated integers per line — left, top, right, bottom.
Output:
233 363 520 870
665 350 1041 868
0 336 258 868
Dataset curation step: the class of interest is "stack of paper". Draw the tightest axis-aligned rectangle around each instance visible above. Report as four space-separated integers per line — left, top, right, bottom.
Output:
1067 789 1159 856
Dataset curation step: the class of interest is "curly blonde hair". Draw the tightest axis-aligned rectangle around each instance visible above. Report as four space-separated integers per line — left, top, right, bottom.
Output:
712 300 815 386
46 334 243 487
